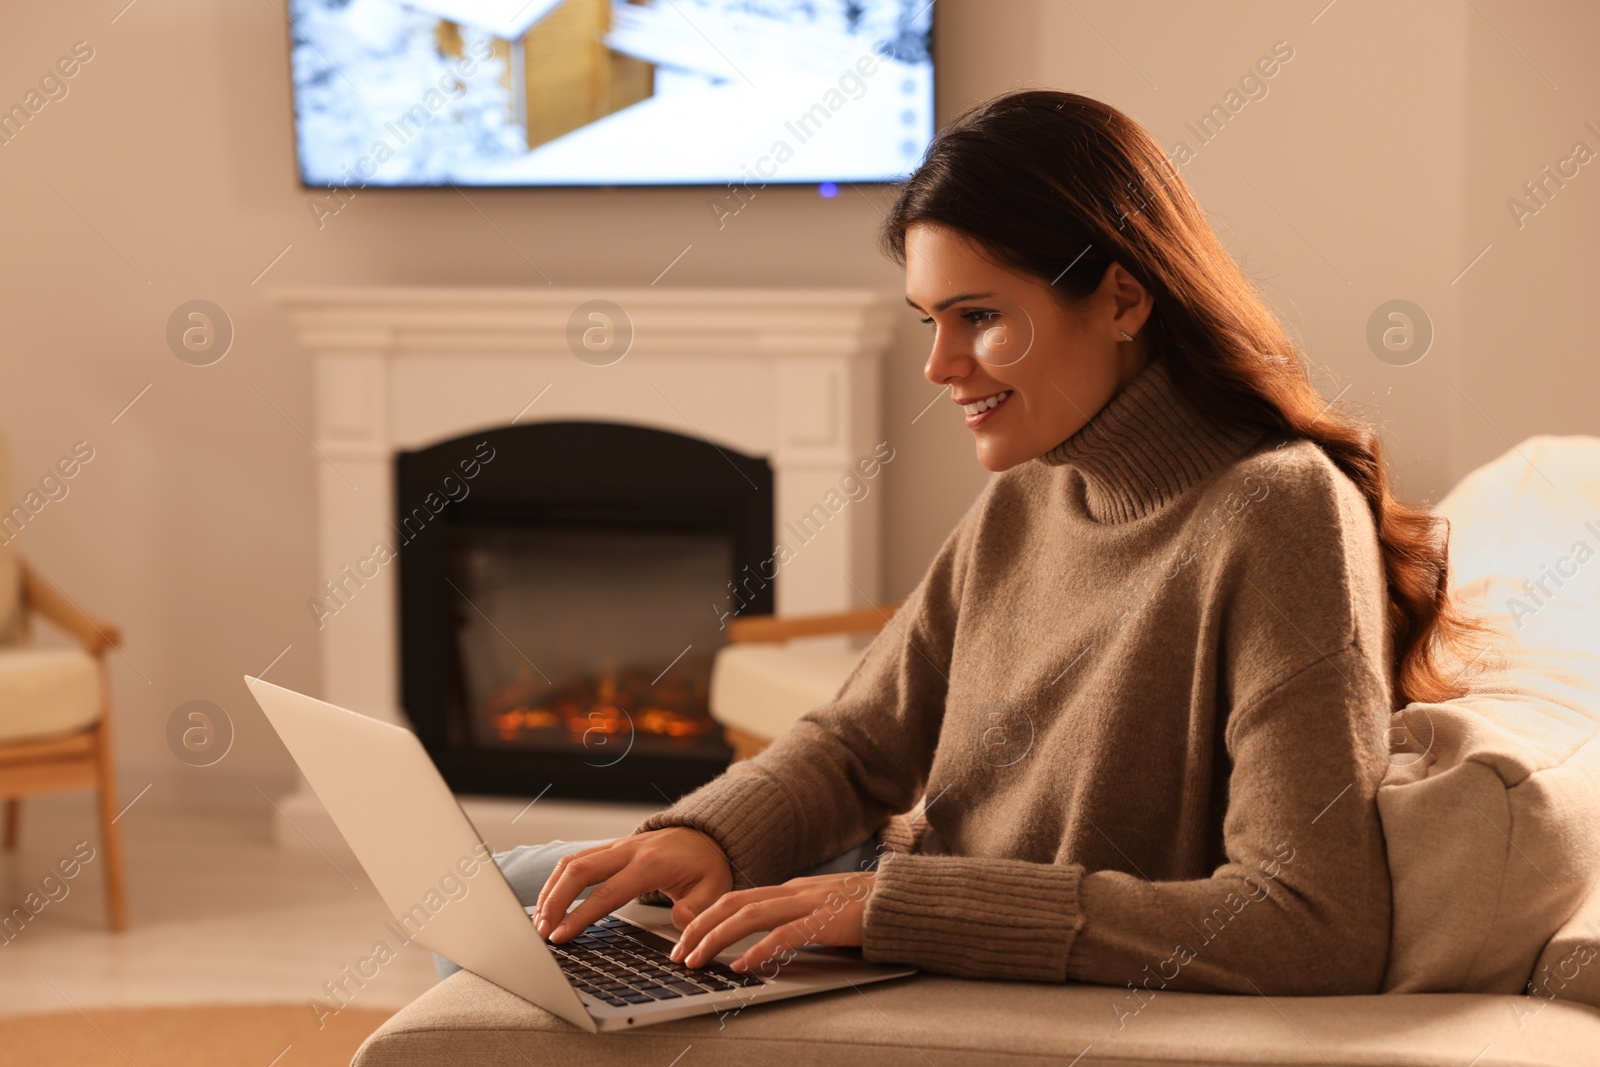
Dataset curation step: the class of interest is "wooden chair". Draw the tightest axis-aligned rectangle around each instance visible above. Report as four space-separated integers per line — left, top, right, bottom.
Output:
0 562 127 931
717 603 900 761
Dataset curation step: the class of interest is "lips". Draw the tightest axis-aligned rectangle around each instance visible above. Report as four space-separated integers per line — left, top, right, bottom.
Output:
957 389 1012 428
957 390 1011 415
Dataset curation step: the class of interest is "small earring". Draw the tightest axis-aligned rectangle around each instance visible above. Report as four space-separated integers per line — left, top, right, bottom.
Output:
1118 330 1135 342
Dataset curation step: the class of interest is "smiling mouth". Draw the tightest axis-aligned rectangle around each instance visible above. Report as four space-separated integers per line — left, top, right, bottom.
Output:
958 390 1011 415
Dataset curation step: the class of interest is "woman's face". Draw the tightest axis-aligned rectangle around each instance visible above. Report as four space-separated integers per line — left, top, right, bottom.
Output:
906 222 1154 472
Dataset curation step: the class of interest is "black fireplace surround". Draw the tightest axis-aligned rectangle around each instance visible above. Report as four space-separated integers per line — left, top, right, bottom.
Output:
397 421 774 804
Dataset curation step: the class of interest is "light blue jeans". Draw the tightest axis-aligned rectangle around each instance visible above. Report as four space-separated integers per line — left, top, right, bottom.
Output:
434 834 882 980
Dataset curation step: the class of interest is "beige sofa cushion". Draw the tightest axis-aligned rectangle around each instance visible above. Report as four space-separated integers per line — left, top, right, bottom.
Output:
1531 884 1600 1024
0 647 101 743
354 965 1600 1066
709 640 863 740
1379 436 1600 999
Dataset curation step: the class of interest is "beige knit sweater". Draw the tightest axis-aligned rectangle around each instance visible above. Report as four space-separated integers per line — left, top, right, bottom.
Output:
636 354 1396 997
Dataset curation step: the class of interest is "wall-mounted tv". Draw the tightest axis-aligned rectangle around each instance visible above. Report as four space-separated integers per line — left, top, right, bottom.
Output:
289 0 935 188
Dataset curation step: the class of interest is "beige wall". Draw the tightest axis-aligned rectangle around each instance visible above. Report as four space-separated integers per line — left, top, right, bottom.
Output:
1456 4 1600 476
1 1 1593 808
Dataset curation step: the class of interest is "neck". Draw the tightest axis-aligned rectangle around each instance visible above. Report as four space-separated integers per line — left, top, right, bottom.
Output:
1037 355 1267 522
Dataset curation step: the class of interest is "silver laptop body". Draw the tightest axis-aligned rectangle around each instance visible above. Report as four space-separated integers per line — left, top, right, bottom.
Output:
245 675 915 1032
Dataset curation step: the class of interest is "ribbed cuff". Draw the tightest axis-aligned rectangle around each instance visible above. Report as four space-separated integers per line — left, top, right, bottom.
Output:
862 853 1085 981
874 811 923 855
632 764 798 891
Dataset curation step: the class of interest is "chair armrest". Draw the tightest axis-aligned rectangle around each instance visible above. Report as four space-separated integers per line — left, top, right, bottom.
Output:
21 563 121 656
725 603 900 644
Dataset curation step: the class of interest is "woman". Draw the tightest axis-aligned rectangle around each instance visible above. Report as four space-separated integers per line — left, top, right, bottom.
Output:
497 90 1483 997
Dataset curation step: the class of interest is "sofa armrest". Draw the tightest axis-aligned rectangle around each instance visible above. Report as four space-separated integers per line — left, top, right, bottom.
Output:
725 603 900 644
352 967 1600 1066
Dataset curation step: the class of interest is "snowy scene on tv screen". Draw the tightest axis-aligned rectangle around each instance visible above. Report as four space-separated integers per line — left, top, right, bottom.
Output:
289 0 934 187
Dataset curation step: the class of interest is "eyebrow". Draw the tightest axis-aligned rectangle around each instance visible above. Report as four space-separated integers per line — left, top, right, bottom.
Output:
905 290 997 314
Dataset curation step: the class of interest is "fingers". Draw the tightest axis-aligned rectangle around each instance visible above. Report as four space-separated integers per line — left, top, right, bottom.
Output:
532 828 739 944
668 878 725 932
532 842 610 928
532 844 631 938
730 924 814 975
546 873 642 942
669 887 758 961
672 890 820 969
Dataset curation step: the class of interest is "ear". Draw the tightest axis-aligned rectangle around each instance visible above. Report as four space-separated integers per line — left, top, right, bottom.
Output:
1103 262 1153 339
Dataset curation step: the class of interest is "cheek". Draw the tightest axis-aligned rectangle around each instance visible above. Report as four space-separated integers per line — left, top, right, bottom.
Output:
974 324 1010 361
1008 370 1096 457
998 350 1061 418
1027 391 1080 446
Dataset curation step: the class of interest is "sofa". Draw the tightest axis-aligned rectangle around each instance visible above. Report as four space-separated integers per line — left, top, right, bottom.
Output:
352 437 1600 1066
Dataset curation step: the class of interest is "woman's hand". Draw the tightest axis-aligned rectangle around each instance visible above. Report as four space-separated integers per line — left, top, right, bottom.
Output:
669 870 875 975
534 827 733 941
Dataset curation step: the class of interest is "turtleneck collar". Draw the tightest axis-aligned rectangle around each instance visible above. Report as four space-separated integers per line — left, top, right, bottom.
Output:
1037 354 1267 523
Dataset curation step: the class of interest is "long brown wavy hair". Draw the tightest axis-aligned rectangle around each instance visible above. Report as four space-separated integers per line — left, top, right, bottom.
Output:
880 89 1485 706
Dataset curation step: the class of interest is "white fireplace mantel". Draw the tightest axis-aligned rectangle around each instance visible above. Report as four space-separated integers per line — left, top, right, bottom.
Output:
268 286 900 731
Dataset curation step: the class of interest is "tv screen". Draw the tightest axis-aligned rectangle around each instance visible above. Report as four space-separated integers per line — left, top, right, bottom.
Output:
288 0 935 188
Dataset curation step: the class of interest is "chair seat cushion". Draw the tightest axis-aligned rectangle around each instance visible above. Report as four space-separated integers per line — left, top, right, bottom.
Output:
353 967 1600 1067
709 641 863 740
0 647 101 743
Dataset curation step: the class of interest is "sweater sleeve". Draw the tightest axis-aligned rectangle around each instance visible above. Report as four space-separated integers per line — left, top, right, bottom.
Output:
862 641 1394 994
631 494 979 890
863 449 1397 995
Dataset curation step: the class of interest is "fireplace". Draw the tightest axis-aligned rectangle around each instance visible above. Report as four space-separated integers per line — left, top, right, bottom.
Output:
397 421 774 803
267 286 894 850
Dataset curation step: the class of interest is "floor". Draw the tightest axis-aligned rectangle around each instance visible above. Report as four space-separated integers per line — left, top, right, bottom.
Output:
0 792 438 1018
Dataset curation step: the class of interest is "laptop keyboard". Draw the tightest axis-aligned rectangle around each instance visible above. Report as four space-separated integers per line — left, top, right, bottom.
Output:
545 914 765 1007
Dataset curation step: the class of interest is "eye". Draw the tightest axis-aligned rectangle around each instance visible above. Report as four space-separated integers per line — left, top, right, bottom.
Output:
919 309 1001 328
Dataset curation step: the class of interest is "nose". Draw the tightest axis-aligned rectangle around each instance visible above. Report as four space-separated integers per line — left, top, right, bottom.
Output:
923 327 981 387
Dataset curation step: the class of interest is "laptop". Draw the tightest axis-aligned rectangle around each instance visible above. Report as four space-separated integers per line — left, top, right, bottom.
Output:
244 675 916 1032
